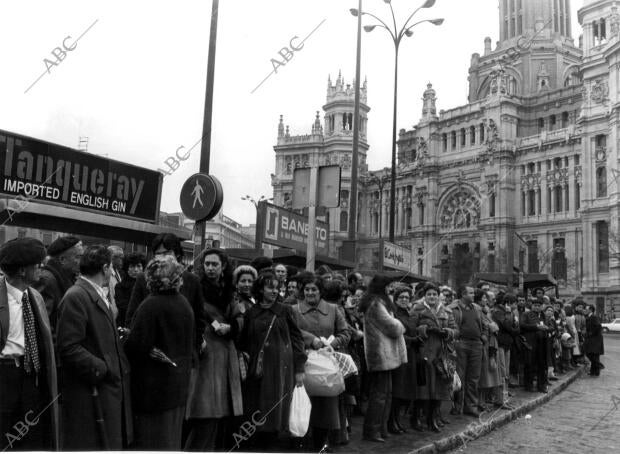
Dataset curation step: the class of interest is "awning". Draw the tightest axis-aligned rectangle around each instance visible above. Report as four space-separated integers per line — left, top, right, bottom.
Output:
0 200 191 244
225 248 356 271
474 272 557 289
358 269 432 284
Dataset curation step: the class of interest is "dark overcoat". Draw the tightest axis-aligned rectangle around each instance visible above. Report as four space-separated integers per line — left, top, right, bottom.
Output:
583 314 604 355
186 302 243 418
124 292 195 413
125 270 206 352
34 258 74 335
240 302 307 433
57 278 133 450
411 303 457 401
0 278 60 450
392 305 419 400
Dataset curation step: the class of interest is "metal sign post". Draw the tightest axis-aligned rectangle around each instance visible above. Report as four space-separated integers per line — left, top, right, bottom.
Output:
306 166 318 271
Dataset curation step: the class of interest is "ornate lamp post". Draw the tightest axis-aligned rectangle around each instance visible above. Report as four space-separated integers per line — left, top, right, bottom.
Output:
351 0 443 242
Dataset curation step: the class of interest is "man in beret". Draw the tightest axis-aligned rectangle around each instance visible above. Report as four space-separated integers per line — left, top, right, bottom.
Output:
57 245 132 450
0 238 60 450
34 235 83 336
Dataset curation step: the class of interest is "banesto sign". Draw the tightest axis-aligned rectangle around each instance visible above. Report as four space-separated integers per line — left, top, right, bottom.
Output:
382 240 412 273
259 202 329 256
0 130 162 223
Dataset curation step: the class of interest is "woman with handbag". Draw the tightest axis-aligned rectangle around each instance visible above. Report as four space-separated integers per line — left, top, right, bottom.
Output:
411 282 457 433
239 271 306 450
292 273 351 451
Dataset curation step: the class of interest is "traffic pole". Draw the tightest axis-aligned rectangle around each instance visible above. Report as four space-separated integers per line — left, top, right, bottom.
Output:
306 165 318 271
195 0 219 255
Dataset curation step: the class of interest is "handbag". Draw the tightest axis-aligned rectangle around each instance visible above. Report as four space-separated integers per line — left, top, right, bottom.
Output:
433 341 455 382
249 315 277 380
238 351 249 381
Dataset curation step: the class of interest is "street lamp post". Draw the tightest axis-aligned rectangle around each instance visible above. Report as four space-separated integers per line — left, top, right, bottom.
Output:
351 0 443 243
241 195 272 251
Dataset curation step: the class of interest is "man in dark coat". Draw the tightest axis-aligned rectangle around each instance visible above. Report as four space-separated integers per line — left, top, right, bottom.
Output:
34 235 83 336
0 238 60 451
57 245 133 450
125 233 207 354
520 298 549 393
584 305 604 376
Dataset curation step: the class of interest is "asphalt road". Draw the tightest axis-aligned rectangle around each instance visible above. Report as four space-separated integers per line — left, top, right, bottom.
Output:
452 334 620 454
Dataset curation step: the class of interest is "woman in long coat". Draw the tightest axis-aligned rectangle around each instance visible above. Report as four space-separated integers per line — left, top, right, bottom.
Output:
477 290 502 407
291 273 351 451
388 285 419 434
185 249 243 452
411 282 457 433
240 272 306 449
124 256 194 450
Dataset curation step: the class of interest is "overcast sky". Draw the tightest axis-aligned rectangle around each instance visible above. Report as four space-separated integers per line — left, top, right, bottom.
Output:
0 0 582 227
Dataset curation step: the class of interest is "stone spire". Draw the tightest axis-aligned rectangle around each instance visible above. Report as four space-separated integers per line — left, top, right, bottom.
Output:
277 115 284 138
312 111 323 135
421 83 438 121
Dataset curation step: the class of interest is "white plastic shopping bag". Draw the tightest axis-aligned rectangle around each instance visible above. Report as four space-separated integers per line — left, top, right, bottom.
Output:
289 385 312 437
452 371 462 392
303 350 345 397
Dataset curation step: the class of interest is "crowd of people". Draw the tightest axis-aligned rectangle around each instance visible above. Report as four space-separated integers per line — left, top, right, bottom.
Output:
0 233 606 452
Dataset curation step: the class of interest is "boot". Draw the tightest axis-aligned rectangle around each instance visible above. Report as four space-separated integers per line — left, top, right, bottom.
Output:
437 405 450 425
392 400 407 433
410 402 425 432
426 401 440 433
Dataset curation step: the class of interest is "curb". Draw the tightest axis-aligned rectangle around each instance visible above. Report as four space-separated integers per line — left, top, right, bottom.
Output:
409 366 586 454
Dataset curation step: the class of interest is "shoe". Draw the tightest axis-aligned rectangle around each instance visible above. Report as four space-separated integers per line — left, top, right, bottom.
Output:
427 419 441 433
394 419 408 433
599 362 605 370
363 435 385 443
463 408 481 418
410 417 425 432
537 386 548 394
549 376 559 381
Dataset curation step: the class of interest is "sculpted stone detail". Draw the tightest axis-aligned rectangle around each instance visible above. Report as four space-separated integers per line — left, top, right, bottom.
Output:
591 79 609 104
439 189 481 230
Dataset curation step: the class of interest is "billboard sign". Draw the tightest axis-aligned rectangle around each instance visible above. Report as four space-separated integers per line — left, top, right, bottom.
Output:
382 241 412 272
0 129 162 223
258 202 329 255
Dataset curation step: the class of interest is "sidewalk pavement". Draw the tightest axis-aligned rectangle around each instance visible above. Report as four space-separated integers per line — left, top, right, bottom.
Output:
343 365 585 454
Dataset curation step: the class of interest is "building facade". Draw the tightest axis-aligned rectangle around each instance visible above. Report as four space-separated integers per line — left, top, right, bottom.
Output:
272 0 620 317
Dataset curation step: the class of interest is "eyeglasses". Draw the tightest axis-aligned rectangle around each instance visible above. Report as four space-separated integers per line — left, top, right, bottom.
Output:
397 295 410 300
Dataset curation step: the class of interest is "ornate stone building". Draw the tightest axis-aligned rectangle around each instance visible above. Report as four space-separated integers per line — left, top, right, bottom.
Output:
272 0 620 316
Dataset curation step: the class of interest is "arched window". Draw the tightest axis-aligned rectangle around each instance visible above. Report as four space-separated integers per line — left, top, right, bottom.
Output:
470 126 476 145
451 131 457 148
339 210 348 232
597 167 607 197
461 128 466 147
538 118 545 132
442 133 448 152
528 190 536 215
550 114 556 130
561 112 569 128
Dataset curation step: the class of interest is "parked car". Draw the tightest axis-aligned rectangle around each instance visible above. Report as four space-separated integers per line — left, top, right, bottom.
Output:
602 319 620 333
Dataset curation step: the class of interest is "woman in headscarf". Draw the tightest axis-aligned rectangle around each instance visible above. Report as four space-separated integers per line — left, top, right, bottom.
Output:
125 256 194 450
291 273 351 451
239 271 306 450
411 282 457 432
185 249 243 452
358 275 407 443
388 284 421 434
